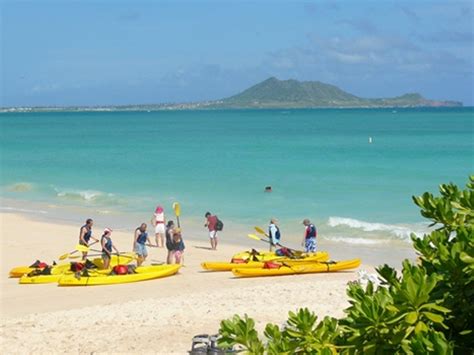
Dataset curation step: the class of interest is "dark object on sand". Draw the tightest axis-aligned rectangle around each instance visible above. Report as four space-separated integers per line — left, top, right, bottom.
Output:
189 334 239 354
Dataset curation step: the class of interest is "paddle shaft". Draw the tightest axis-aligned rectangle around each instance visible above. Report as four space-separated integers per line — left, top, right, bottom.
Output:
247 234 303 256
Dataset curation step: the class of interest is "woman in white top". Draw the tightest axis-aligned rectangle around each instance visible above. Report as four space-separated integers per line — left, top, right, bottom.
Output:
152 205 165 248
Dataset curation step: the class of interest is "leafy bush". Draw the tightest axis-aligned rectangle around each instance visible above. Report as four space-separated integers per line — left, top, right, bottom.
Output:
218 176 474 354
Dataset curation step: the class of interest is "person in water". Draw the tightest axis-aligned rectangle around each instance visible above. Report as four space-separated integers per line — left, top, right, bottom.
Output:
301 218 317 253
165 220 176 264
101 228 119 269
152 206 166 248
79 218 98 260
170 227 185 264
268 218 282 251
134 223 153 266
204 212 218 250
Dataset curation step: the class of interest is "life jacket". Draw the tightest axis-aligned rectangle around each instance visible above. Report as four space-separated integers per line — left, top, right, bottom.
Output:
137 230 148 245
101 235 112 253
263 261 281 269
305 224 317 239
82 225 92 243
70 262 85 272
29 260 49 268
231 258 247 264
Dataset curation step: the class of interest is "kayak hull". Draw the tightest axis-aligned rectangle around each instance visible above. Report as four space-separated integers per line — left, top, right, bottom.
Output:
231 258 361 278
17 254 135 284
58 264 181 286
201 252 330 271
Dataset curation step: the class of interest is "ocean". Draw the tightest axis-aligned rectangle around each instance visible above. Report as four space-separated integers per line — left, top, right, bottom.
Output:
1 108 473 249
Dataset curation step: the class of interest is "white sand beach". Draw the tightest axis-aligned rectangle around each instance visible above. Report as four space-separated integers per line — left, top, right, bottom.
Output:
1 212 372 353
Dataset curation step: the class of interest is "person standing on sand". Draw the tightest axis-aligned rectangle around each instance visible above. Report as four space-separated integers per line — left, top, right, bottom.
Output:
268 218 282 252
170 227 185 264
205 212 218 250
165 220 175 264
79 218 98 260
133 223 152 266
101 228 119 269
301 218 317 253
152 206 165 248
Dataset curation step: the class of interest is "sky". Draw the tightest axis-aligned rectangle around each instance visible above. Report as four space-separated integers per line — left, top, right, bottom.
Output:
1 0 473 106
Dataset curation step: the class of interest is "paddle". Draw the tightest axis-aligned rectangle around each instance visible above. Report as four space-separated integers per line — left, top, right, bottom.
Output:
59 241 98 260
71 252 138 260
254 226 269 237
173 202 181 227
247 234 304 257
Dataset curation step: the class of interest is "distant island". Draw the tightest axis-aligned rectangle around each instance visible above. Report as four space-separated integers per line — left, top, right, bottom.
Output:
1 77 462 112
211 77 462 109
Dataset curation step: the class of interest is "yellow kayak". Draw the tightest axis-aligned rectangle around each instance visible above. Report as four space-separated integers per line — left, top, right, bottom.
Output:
201 251 330 271
231 258 361 278
58 264 181 286
231 250 279 261
10 253 135 278
18 254 136 284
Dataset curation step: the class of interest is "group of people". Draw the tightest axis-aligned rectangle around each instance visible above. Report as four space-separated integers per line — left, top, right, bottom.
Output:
268 218 318 253
78 205 186 268
77 204 318 268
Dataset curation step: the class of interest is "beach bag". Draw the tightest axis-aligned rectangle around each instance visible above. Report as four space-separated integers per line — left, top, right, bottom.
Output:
113 265 128 275
215 217 224 231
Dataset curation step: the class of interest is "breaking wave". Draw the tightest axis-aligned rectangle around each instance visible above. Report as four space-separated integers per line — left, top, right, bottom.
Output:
327 216 427 242
54 188 124 205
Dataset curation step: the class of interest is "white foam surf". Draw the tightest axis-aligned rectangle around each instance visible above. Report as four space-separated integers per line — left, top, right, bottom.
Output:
327 216 427 242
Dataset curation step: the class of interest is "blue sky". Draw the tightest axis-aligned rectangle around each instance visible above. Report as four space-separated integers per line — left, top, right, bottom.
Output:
1 0 473 106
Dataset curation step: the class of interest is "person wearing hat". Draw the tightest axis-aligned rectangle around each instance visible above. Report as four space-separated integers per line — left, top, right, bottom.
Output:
268 218 282 251
301 219 317 253
152 205 166 248
101 228 119 269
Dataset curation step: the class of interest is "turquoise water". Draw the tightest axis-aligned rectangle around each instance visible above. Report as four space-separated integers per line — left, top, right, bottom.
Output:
1 108 473 245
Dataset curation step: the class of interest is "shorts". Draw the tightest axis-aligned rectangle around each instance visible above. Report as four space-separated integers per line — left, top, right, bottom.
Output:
209 230 217 239
102 252 111 259
305 237 317 253
155 223 165 234
134 243 148 257
79 240 88 246
174 250 183 263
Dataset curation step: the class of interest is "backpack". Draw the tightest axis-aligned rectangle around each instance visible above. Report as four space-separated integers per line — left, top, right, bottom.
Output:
215 217 224 231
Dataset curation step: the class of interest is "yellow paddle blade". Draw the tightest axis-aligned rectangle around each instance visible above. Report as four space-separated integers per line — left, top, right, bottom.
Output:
75 244 89 252
173 202 181 217
59 253 69 260
247 234 262 241
254 226 268 236
68 255 81 259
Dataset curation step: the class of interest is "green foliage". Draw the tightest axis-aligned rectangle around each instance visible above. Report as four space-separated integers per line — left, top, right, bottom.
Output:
340 262 450 354
412 175 474 231
411 176 474 352
218 177 473 354
219 315 265 354
218 309 339 354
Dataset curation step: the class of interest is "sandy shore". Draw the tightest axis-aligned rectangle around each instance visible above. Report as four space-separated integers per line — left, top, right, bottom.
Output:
1 212 370 353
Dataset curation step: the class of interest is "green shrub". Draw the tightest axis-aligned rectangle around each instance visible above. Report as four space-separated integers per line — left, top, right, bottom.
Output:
218 176 473 354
